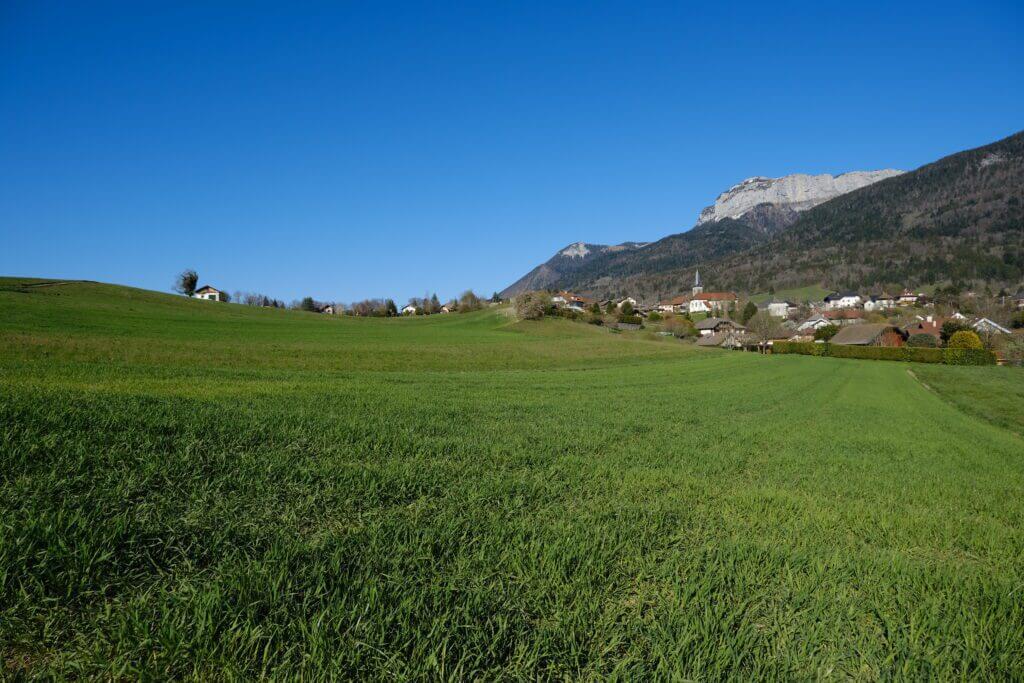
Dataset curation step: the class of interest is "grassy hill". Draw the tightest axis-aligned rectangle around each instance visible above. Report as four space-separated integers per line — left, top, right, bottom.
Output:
2 278 1024 678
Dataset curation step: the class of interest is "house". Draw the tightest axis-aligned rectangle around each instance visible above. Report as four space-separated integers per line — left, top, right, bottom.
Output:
440 303 456 313
830 323 907 347
908 315 943 341
972 317 1011 335
824 308 864 326
896 290 920 306
552 291 592 308
401 304 417 315
320 304 336 315
764 299 797 318
823 291 862 310
797 315 833 332
863 293 895 312
1014 290 1024 310
694 317 746 337
616 297 639 310
657 295 690 314
193 285 225 302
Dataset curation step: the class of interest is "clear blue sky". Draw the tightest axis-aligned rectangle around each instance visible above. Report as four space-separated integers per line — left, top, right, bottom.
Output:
2 1 1022 304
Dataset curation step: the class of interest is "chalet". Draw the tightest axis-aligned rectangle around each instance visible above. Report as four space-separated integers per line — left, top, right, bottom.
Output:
694 317 745 337
797 315 832 332
823 291 862 310
863 293 895 312
972 318 1011 335
830 323 907 347
193 285 225 302
896 290 920 306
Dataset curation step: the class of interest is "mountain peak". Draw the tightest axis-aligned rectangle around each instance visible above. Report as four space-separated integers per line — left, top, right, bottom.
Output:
697 170 903 225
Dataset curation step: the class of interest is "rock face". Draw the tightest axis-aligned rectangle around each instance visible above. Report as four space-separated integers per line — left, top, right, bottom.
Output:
697 170 903 225
500 242 648 298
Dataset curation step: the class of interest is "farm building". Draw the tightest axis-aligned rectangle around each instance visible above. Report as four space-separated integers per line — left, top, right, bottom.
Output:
694 318 746 337
193 285 225 302
830 324 907 347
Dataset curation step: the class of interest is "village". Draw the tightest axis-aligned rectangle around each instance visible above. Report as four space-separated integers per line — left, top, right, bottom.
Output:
186 268 1024 366
537 271 1024 364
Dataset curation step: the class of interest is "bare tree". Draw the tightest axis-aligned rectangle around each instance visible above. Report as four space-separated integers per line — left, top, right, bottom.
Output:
513 291 551 320
746 312 785 353
458 290 482 312
174 269 199 297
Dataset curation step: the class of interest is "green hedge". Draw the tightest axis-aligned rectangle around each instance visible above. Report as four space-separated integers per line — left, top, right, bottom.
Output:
772 341 995 365
618 315 643 325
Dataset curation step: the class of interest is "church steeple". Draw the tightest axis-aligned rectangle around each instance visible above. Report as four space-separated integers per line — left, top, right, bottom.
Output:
692 269 703 296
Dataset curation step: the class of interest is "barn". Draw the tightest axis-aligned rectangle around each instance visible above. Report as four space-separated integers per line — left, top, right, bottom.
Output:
829 323 907 347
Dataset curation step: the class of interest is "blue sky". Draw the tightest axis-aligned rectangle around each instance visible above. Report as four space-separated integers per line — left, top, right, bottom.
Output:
2 1 1022 303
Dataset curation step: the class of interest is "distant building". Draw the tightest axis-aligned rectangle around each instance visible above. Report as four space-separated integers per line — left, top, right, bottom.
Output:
657 295 690 314
823 291 862 310
830 324 907 347
552 291 593 308
694 317 745 337
824 308 864 326
401 304 417 315
972 318 1011 335
863 293 895 312
896 290 920 306
193 285 225 302
797 315 833 332
764 299 797 318
908 315 944 341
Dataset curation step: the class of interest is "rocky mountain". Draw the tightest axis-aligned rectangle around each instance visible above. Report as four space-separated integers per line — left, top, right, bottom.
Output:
697 170 903 225
500 241 648 297
502 130 1024 301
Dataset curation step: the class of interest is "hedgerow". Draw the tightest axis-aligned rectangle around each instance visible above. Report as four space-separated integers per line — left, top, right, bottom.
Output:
773 341 995 365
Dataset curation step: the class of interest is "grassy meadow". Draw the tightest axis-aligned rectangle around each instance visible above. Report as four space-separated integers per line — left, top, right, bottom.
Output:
2 277 1024 679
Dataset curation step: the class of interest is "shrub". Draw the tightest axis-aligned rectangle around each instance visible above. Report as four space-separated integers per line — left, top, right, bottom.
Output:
940 319 970 344
944 348 997 365
1011 312 1024 329
647 311 662 322
772 341 994 365
663 316 696 338
947 330 983 350
813 324 839 341
618 315 643 325
906 333 937 348
513 291 550 320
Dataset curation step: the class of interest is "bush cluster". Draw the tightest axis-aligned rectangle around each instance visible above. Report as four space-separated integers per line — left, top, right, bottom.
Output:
772 341 995 365
617 315 643 325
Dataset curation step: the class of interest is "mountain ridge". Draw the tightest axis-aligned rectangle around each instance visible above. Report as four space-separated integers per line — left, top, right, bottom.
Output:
502 130 1024 301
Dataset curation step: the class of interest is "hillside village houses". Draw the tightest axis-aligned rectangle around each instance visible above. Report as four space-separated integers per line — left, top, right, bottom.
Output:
655 271 739 315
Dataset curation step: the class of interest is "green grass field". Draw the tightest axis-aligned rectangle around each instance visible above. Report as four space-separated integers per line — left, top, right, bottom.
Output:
3 277 1024 679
